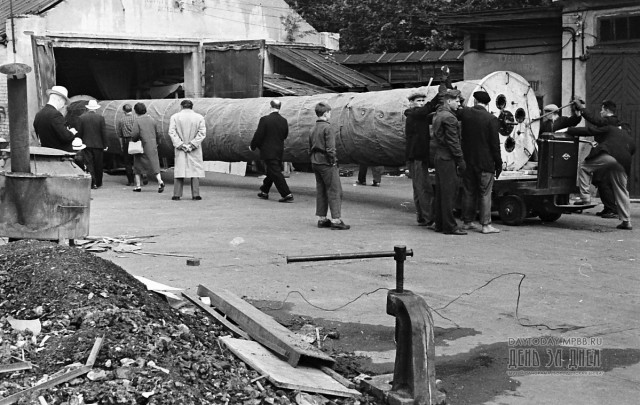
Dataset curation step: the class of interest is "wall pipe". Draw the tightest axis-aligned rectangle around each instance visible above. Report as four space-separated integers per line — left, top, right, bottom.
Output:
563 27 577 100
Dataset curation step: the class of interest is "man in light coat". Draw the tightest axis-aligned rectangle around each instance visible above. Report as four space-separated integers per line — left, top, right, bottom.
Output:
168 100 206 200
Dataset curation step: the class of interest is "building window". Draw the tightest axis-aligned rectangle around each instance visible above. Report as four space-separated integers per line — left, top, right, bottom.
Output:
470 33 486 51
599 15 640 43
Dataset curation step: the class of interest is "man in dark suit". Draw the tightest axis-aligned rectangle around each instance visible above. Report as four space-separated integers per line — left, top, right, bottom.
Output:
567 124 635 230
404 90 436 226
77 100 108 189
457 91 502 234
33 85 76 152
432 89 466 235
250 99 293 203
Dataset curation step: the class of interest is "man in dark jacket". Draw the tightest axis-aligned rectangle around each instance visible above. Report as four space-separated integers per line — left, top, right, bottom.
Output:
33 85 75 152
250 99 293 203
457 91 502 234
405 90 436 226
432 89 467 235
538 103 582 135
573 99 624 218
567 124 635 230
77 100 108 189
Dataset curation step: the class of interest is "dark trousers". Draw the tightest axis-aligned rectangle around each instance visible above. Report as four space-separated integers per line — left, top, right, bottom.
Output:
409 160 434 223
434 156 460 233
593 171 616 213
313 163 343 219
462 168 495 225
260 159 291 197
121 138 134 184
174 178 200 198
84 147 104 187
358 165 383 184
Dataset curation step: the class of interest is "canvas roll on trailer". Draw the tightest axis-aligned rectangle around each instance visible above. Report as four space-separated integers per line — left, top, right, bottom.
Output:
96 71 540 171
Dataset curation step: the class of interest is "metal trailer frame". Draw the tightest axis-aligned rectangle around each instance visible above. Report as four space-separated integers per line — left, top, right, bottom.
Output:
491 133 596 225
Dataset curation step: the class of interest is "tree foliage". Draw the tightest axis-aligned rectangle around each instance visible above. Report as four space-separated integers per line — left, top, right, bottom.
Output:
285 0 553 53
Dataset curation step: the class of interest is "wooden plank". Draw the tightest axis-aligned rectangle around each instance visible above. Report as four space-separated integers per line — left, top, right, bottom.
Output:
182 292 251 340
221 337 360 398
0 337 103 405
320 366 356 389
0 361 32 374
0 366 91 405
85 336 104 367
197 285 334 367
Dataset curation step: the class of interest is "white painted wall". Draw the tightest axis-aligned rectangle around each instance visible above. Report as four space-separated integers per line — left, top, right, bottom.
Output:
3 0 326 142
40 0 321 44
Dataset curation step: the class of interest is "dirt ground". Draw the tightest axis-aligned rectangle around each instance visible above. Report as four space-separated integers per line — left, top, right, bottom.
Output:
5 166 639 404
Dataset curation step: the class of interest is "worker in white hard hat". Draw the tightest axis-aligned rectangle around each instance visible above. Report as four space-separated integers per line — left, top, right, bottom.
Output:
33 85 76 152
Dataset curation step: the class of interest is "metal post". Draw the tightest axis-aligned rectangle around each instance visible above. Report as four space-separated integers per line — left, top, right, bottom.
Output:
0 63 32 173
394 245 406 293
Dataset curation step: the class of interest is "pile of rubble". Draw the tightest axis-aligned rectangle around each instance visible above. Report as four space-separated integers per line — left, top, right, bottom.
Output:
0 240 374 404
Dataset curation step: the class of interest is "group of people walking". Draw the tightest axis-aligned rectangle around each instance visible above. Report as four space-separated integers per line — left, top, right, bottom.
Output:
34 85 206 200
33 85 634 232
250 100 350 230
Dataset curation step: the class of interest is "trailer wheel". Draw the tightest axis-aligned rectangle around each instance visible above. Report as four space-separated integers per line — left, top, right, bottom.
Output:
538 212 562 222
499 195 527 225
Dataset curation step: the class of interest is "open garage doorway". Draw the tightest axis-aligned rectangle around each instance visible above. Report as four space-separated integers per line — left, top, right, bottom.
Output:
53 48 186 100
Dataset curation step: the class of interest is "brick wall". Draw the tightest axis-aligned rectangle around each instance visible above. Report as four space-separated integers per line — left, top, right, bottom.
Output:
0 47 8 139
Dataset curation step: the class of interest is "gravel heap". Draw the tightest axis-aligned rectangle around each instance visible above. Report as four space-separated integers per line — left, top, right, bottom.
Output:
0 240 371 404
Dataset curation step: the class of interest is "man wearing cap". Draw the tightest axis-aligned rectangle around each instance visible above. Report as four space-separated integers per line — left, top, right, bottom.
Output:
456 91 502 234
405 90 436 226
33 85 76 152
539 103 582 135
573 99 628 218
250 99 293 203
567 124 635 230
76 100 108 189
432 89 467 235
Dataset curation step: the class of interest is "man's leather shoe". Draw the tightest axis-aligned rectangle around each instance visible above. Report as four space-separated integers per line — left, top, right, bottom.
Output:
317 219 332 228
445 228 467 235
192 196 202 200
331 220 350 230
462 222 478 230
257 192 269 200
616 221 632 230
171 196 180 200
91 185 98 190
279 194 294 203
601 211 618 219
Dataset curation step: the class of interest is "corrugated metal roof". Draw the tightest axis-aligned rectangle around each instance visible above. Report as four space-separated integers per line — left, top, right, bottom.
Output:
263 74 335 96
335 50 464 65
268 46 389 90
0 0 63 37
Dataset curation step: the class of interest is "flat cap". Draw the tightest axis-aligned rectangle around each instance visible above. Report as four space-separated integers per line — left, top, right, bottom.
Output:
408 91 427 101
543 104 559 112
473 91 491 104
442 89 461 99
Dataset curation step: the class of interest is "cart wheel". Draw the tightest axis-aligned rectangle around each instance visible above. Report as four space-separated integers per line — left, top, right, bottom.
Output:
499 195 527 225
538 212 562 222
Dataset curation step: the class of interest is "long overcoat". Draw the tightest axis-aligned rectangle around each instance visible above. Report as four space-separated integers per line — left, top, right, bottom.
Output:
131 114 162 175
168 109 206 178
